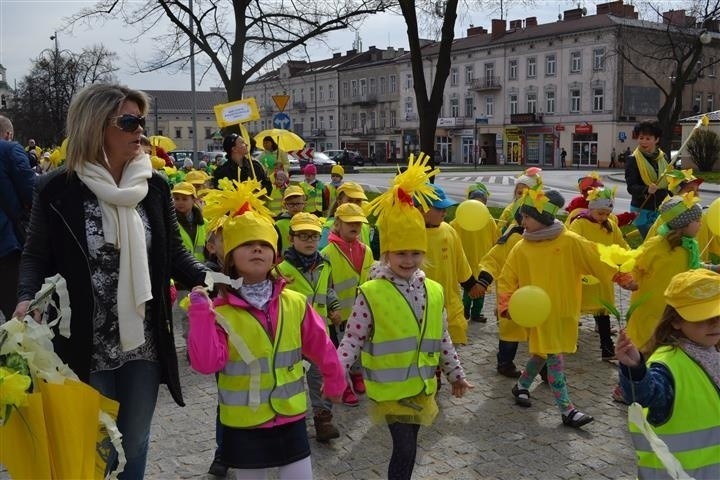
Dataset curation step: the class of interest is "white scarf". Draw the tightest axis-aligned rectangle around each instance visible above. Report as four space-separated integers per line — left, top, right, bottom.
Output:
77 153 153 351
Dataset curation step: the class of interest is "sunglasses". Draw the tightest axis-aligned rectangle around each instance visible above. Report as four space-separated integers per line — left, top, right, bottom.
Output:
111 114 146 133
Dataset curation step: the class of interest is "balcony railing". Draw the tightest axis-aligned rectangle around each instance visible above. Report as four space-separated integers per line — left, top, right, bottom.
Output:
469 76 502 91
293 102 307 112
352 93 378 105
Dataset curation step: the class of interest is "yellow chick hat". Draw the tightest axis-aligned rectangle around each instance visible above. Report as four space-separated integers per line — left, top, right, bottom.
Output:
365 152 440 254
202 178 278 253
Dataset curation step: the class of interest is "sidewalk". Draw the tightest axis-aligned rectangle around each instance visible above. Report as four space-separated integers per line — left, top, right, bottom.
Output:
143 292 638 479
606 172 720 195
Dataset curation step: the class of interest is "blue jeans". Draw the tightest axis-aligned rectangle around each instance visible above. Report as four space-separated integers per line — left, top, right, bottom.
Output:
89 360 161 480
497 340 519 368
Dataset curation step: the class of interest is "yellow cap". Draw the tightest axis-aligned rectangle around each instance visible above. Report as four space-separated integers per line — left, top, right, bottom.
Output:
283 185 305 200
331 164 345 176
335 203 368 223
289 212 323 233
185 170 209 185
150 155 166 170
664 269 720 322
223 211 279 255
378 206 427 254
337 182 367 200
171 182 197 198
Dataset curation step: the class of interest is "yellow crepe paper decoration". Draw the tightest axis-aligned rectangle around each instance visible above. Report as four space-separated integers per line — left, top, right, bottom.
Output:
597 244 640 273
525 187 549 214
202 178 273 233
665 168 696 193
585 186 616 203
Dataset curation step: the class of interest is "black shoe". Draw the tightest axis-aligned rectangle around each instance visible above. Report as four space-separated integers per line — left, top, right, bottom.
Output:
562 409 594 428
512 385 532 407
471 315 487 323
208 458 228 477
497 364 522 378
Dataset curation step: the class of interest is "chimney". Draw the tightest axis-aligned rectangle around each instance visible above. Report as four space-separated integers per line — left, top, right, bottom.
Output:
467 25 487 36
622 5 638 18
563 8 584 21
509 19 523 30
525 17 537 27
662 10 693 26
596 1 624 16
333 52 342 58
346 49 357 55
491 18 506 39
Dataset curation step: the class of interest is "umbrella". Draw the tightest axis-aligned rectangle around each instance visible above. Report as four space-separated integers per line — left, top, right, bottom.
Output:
149 135 177 153
253 129 305 152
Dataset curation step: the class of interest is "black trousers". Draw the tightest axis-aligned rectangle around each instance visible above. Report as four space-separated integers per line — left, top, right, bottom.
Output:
0 250 21 321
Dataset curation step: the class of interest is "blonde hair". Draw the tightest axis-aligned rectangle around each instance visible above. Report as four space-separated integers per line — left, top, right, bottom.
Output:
65 84 149 173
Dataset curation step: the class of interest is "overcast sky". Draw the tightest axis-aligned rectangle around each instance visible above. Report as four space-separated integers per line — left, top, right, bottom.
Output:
0 1 674 92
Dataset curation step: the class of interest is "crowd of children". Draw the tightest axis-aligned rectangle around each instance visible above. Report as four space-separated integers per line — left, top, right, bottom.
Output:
152 129 718 480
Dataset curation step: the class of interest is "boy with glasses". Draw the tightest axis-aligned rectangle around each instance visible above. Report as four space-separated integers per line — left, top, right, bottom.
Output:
275 185 307 255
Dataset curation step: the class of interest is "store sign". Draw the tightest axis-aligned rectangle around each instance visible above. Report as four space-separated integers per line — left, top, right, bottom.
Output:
437 117 457 127
555 124 565 131
575 122 593 134
510 113 538 124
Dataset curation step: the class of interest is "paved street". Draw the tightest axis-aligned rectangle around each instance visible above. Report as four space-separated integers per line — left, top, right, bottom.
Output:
145 289 639 479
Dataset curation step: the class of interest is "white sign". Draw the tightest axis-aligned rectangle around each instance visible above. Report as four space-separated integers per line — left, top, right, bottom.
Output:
437 117 457 127
213 98 260 127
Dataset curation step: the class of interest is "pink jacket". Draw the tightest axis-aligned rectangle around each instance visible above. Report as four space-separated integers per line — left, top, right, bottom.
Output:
188 279 346 427
328 231 367 273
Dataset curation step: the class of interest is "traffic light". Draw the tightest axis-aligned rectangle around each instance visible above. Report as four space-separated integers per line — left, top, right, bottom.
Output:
0 95 6 109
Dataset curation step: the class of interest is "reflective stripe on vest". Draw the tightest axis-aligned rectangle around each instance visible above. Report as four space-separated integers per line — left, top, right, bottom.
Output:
277 260 331 321
301 181 324 214
359 278 445 402
267 188 284 216
216 289 308 428
179 221 206 262
629 346 720 480
321 242 373 321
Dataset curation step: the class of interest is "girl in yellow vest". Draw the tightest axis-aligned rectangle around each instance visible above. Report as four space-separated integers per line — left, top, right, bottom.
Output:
323 164 345 209
615 269 720 480
626 194 719 353
338 154 473 480
172 181 206 262
277 212 343 443
319 181 372 250
299 164 325 216
568 187 629 361
321 202 374 406
187 181 345 479
266 170 289 216
498 187 637 429
449 182 499 323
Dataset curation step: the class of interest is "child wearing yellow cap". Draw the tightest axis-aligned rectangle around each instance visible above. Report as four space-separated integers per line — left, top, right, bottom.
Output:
172 182 207 262
277 212 343 443
324 164 345 208
275 185 307 255
338 154 472 480
319 181 372 249
615 269 720 480
321 202 374 406
187 180 345 478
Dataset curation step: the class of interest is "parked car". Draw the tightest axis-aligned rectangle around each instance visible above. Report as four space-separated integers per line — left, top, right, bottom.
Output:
290 151 337 173
324 149 365 166
171 150 215 168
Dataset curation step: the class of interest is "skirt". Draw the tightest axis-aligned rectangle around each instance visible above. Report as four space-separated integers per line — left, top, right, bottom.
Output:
220 418 310 469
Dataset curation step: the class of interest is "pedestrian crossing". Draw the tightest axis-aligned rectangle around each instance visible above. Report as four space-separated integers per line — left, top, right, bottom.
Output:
440 175 516 185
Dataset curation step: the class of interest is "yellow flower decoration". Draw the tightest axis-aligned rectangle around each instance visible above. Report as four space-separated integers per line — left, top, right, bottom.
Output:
0 367 31 414
526 187 549 213
597 244 640 273
202 178 272 232
701 114 709 127
680 190 700 209
666 168 695 193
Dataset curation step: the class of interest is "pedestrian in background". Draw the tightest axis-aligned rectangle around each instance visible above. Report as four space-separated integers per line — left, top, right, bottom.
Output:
14 83 207 478
0 115 35 321
560 147 567 168
616 269 719 480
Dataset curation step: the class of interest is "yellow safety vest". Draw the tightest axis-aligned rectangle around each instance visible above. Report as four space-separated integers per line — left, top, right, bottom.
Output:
326 184 338 210
216 290 308 428
179 221 206 262
267 187 285 216
322 218 372 247
629 346 720 480
301 181 325 214
275 216 292 254
320 242 373 321
277 260 332 322
359 278 444 402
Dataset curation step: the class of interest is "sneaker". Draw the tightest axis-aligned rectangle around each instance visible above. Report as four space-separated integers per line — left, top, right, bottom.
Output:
342 386 359 407
208 458 228 477
470 315 487 323
314 409 340 443
350 373 366 394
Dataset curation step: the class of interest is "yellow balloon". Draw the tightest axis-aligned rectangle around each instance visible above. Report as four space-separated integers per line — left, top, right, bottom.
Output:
707 197 720 237
508 286 551 328
454 200 491 231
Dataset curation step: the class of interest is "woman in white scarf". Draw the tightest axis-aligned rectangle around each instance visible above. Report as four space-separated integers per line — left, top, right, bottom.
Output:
14 84 206 478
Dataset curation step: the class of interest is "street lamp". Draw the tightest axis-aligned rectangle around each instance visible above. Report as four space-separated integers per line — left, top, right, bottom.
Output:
699 30 712 45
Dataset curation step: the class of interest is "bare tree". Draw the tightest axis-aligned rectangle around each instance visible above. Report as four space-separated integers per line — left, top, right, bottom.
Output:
615 0 720 154
66 0 392 102
10 46 118 146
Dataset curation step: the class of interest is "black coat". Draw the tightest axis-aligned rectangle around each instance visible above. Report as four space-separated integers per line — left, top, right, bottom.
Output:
624 154 670 210
17 168 207 406
212 157 273 195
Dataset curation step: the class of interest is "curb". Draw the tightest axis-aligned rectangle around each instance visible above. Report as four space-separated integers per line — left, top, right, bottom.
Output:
605 173 720 194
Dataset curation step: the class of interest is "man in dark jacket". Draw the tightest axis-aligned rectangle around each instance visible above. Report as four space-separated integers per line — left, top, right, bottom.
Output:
212 133 273 194
0 115 36 321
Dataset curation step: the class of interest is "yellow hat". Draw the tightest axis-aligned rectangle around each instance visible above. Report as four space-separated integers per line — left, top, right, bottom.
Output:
171 182 197 198
283 185 305 200
331 164 345 176
664 269 720 322
150 155 166 170
290 212 323 233
185 169 209 185
201 178 277 253
223 211 278 255
335 203 368 223
337 182 367 200
366 152 440 254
